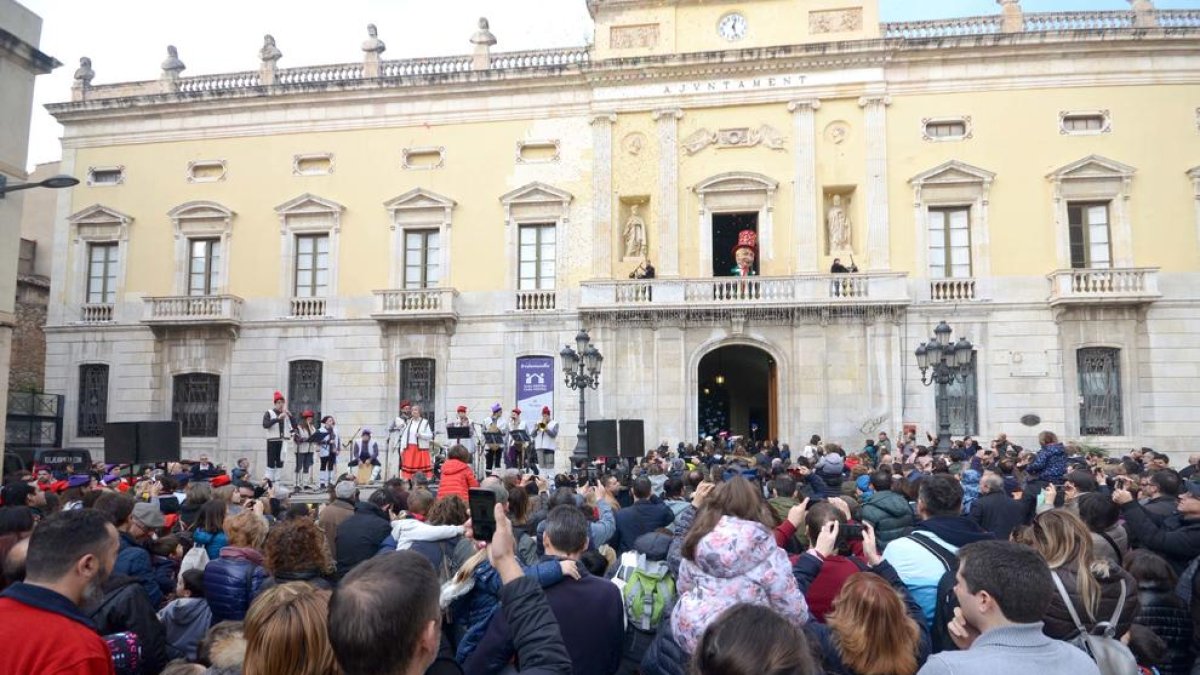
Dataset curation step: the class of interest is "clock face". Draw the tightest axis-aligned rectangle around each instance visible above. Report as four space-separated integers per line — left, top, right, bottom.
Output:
718 13 747 41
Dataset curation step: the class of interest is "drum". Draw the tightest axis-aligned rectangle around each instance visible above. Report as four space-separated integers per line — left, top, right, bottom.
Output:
356 463 373 485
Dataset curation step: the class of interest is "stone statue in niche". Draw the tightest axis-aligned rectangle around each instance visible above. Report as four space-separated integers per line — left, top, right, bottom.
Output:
260 34 282 63
622 203 648 261
362 24 387 54
827 194 852 253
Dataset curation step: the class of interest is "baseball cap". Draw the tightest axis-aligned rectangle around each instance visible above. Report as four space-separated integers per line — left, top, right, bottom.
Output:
132 502 165 529
334 480 357 500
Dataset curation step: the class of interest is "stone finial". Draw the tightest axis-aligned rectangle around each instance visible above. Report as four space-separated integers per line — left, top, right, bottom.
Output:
161 45 186 78
260 34 282 63
1129 0 1159 28
73 56 94 86
361 23 387 54
471 17 497 71
997 0 1024 33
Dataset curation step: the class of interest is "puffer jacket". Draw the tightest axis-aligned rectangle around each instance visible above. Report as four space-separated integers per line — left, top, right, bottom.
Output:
156 596 212 661
641 616 689 675
90 575 169 675
203 546 269 622
445 557 566 664
437 459 479 504
860 490 914 550
1133 581 1195 675
1043 561 1139 640
670 515 809 654
1028 442 1068 484
193 529 228 560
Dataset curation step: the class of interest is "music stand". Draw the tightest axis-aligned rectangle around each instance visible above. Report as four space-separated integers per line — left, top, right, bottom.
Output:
509 430 532 471
446 426 471 442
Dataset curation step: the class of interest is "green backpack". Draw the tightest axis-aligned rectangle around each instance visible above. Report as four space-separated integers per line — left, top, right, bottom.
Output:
622 561 677 632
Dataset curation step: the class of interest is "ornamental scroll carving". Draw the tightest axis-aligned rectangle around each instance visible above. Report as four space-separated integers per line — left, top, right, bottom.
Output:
810 8 863 34
611 24 660 49
681 125 787 155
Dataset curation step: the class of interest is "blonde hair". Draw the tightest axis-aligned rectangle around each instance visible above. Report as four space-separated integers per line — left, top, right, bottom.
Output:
243 583 337 675
826 573 920 675
453 548 488 585
1015 509 1102 620
224 511 269 549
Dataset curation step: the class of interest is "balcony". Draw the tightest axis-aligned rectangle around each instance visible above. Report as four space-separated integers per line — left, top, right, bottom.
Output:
929 278 978 303
371 288 459 326
1047 268 1160 307
515 289 557 312
142 295 244 326
78 303 114 323
579 273 909 319
289 297 329 318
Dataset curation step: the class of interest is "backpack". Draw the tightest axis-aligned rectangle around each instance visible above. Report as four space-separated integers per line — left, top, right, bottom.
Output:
103 632 142 675
906 531 960 654
1050 572 1139 675
621 560 677 633
180 545 210 575
1175 555 1198 605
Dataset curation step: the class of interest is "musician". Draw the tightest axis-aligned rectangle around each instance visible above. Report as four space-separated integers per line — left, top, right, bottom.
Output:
400 404 434 479
449 405 477 454
262 391 292 483
533 406 559 472
505 407 528 469
293 410 318 489
317 415 339 489
390 399 413 434
830 257 858 274
348 429 382 482
483 403 507 472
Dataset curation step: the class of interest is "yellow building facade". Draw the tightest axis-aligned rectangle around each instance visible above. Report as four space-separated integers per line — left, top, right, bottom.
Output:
45 0 1200 468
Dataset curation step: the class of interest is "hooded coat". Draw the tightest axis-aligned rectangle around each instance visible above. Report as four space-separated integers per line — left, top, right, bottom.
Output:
670 515 809 654
438 459 479 504
1132 578 1195 675
861 490 915 550
156 596 212 661
89 575 169 675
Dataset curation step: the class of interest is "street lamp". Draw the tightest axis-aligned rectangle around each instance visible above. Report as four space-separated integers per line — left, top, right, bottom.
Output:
561 328 603 466
0 174 79 198
915 321 974 453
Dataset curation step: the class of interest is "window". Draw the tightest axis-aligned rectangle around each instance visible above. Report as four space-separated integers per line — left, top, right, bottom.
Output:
77 364 109 437
404 230 440 289
945 352 978 436
187 239 221 296
87 243 118 304
518 224 555 290
1078 348 1122 436
927 208 972 278
294 234 329 297
288 360 323 417
1061 113 1109 134
1068 202 1112 269
87 166 124 186
400 358 435 424
922 118 969 141
172 373 220 437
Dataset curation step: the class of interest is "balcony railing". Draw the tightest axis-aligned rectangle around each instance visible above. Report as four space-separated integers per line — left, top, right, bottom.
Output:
579 273 909 312
929 278 977 303
289 297 328 318
372 288 458 322
79 303 114 323
142 295 244 326
1047 268 1160 306
516 290 557 311
883 10 1200 39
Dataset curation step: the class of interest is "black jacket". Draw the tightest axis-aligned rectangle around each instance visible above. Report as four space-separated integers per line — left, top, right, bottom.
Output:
968 491 1030 541
1043 563 1139 641
640 617 688 675
1133 582 1195 675
335 501 393 578
614 500 675 554
89 575 169 675
1119 501 1200 575
259 568 335 593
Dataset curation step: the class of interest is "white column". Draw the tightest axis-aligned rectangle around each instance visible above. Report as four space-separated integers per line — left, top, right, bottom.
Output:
591 113 617 279
788 99 821 272
859 95 892 269
653 108 683 277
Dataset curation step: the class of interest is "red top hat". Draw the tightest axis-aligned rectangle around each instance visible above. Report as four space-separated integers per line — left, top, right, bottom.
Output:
732 229 758 256
273 390 285 402
457 405 467 413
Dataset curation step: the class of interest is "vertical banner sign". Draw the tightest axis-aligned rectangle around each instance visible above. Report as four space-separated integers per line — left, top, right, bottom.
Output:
516 356 554 417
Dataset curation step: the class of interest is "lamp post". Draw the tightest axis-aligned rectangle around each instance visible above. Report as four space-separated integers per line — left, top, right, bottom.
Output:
560 328 603 466
915 321 974 453
0 174 79 198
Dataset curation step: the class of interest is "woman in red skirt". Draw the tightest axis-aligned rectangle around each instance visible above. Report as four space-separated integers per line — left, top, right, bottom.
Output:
400 403 433 479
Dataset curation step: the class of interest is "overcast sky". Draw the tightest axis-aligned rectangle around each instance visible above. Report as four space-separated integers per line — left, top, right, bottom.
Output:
18 0 1200 170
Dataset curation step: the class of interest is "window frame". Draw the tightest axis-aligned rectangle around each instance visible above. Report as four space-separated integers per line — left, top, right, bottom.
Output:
187 238 221 296
1059 110 1111 136
1047 156 1135 270
293 233 330 298
384 188 456 290
921 116 972 142
500 182 572 296
67 204 132 323
276 193 344 309
1067 201 1113 269
403 228 441 290
76 363 110 438
908 161 995 287
86 242 119 304
1076 347 1123 437
172 372 221 438
518 223 557 291
926 206 973 279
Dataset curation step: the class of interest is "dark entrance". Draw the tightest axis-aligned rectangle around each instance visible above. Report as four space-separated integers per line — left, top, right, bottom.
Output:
712 212 758 277
697 345 776 443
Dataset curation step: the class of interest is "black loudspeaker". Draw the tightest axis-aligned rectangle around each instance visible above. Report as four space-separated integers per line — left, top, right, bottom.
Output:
137 421 182 463
104 422 139 464
618 419 646 458
586 420 618 458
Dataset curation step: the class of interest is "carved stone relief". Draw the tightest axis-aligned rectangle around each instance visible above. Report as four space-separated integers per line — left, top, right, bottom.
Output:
611 24 660 49
620 200 649 261
682 125 787 155
824 121 850 145
824 188 856 255
622 132 647 156
810 9 864 34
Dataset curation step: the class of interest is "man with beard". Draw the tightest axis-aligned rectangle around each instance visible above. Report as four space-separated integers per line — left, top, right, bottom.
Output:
0 510 119 674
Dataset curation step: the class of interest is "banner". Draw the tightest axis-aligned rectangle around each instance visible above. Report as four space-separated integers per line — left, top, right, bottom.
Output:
516 356 555 417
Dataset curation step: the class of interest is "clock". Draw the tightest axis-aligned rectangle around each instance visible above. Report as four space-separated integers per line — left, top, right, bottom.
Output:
718 13 747 41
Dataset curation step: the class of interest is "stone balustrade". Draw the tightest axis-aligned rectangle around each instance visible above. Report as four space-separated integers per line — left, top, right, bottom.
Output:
289 297 328 318
372 288 458 321
1047 268 1161 306
929 278 977 303
489 48 590 70
79 303 114 323
884 9 1199 39
579 273 909 312
515 290 557 311
142 295 244 325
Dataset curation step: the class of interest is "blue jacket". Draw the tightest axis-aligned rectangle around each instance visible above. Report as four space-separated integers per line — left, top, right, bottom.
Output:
451 558 565 663
640 617 688 675
614 499 675 554
203 547 269 622
881 516 994 628
1028 442 1068 484
193 529 228 560
114 531 162 607
535 499 617 553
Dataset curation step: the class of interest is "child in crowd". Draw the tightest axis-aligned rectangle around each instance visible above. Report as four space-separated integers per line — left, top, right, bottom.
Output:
157 569 213 662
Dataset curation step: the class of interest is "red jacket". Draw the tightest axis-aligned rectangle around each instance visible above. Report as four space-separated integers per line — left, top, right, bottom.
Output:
0 585 115 675
438 459 479 503
804 554 868 622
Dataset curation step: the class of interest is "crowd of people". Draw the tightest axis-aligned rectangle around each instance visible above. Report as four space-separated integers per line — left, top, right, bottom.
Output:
0 429 1197 675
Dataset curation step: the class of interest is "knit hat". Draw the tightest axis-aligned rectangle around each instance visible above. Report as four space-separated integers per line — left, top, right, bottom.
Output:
457 405 467 413
541 406 551 416
273 390 285 402
491 403 502 413
210 474 231 488
400 400 411 409
512 407 521 415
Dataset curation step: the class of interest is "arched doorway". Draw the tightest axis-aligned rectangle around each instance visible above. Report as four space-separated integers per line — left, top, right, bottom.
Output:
697 345 776 443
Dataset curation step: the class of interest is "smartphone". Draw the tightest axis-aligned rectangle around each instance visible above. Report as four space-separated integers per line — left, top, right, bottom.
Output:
840 523 865 542
468 488 497 543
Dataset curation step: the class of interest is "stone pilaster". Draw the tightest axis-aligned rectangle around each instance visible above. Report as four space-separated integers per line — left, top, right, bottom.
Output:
591 113 617 278
652 108 683 277
859 95 892 269
788 99 821 272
